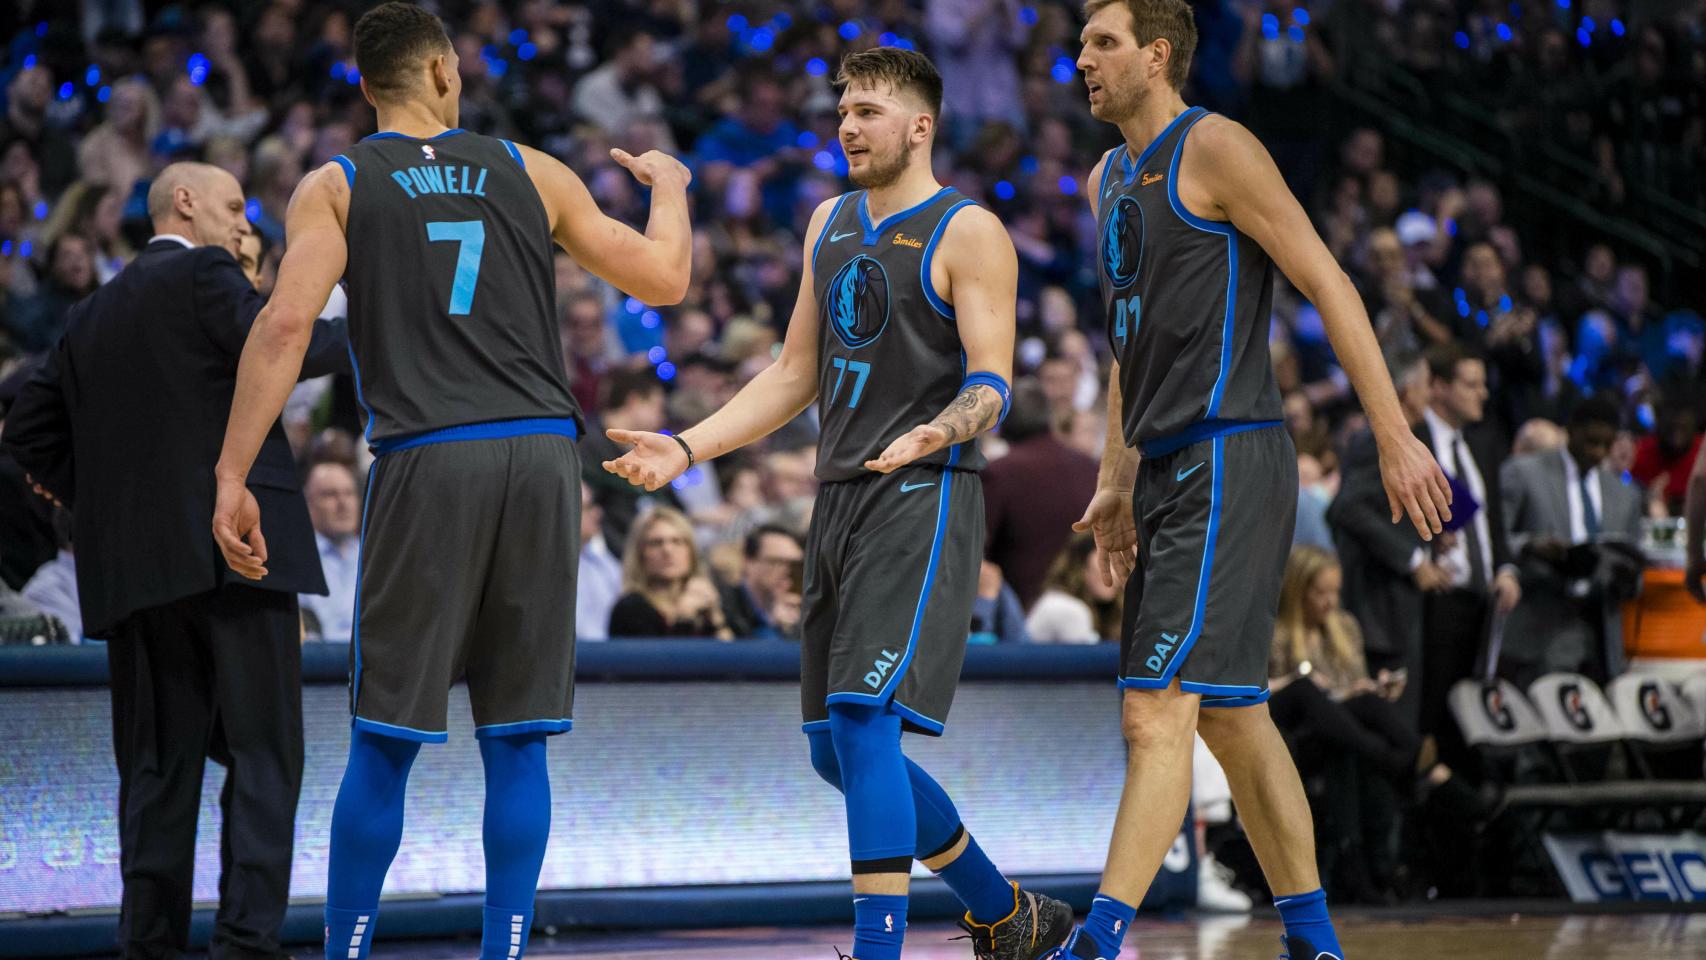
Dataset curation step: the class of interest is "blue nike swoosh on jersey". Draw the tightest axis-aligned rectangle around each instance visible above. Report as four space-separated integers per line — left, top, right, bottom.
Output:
899 480 936 493
830 230 858 242
1176 461 1205 482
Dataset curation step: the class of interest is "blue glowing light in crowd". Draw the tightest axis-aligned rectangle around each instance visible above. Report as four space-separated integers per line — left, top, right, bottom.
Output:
1059 175 1079 195
187 52 209 85
1455 31 1470 49
880 32 898 46
1556 0 1570 8
509 28 527 45
656 361 677 381
1475 309 1489 328
813 150 836 171
641 310 661 329
625 297 644 314
347 67 361 85
647 346 667 364
1495 23 1512 42
796 130 818 148
1293 8 1311 26
1444 218 1457 237
487 57 509 79
1498 295 1513 313
728 14 749 32
1287 25 1305 43
1020 155 1039 174
246 198 262 221
1582 15 1596 31
806 57 828 76
1453 288 1470 319
33 201 48 220
22 55 36 70
331 61 348 80
57 82 73 100
893 37 916 51
1636 404 1655 431
19 241 32 258
1577 27 1591 46
85 66 100 87
518 42 537 61
1051 57 1074 83
1261 13 1280 40
97 85 111 103
772 12 793 29
0 241 10 257
1020 6 1039 26
994 180 1016 201
839 21 862 41
748 27 775 52
35 22 47 37
1611 19 1625 36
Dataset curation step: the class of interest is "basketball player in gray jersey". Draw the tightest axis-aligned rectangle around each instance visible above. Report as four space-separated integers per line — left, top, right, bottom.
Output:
1047 4 1457 960
209 5 690 959
606 48 1071 960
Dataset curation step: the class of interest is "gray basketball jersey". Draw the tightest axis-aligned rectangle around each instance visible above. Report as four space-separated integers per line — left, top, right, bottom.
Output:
810 187 987 482
335 130 581 445
1095 106 1282 455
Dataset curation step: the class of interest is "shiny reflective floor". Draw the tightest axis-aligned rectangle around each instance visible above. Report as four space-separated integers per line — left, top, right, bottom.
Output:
383 911 1706 960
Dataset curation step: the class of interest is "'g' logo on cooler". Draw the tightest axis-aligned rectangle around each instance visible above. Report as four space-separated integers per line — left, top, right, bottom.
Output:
1102 194 1144 289
826 255 891 349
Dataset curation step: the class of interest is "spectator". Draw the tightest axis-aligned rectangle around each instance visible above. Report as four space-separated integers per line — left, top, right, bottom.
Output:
693 71 804 229
581 365 680 554
1 66 77 198
7 234 100 354
609 507 735 640
971 561 1031 645
1631 401 1702 517
43 181 133 283
562 290 621 416
924 0 1030 144
298 461 361 640
1500 396 1643 683
1026 532 1121 644
721 523 804 640
1360 226 1453 367
982 378 1097 610
577 481 623 642
572 27 677 150
21 507 80 640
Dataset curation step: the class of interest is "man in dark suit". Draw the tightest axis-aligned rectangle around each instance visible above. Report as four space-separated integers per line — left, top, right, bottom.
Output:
1414 342 1522 739
982 378 1097 610
1500 396 1644 682
1328 354 1446 729
3 162 347 960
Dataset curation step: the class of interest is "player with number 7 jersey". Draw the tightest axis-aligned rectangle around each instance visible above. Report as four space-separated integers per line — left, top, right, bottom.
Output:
210 6 691 958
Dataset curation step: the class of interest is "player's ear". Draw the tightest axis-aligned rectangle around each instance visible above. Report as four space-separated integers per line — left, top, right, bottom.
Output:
1150 37 1173 82
913 111 933 145
431 52 453 97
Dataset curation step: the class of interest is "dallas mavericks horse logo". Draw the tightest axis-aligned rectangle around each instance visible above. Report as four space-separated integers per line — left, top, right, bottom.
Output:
826 255 890 349
1102 194 1144 289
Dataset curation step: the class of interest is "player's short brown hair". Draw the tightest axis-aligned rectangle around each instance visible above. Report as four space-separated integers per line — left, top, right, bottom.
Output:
834 47 944 118
353 1 453 101
1084 0 1198 90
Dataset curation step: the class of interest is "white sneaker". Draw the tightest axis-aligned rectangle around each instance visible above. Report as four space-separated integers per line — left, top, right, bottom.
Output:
1196 854 1253 913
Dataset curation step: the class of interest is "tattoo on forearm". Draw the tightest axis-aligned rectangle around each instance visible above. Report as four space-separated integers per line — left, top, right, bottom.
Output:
928 385 1000 446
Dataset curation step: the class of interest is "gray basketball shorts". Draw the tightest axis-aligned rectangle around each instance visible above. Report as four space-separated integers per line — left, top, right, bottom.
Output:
351 422 581 742
1120 423 1296 707
800 464 984 736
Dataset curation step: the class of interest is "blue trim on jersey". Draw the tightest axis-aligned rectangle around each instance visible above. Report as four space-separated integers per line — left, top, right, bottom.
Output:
371 417 580 457
812 193 854 266
801 719 832 734
349 458 379 719
1139 418 1281 458
1163 109 1239 419
961 371 1012 426
890 701 946 736
1118 434 1225 691
921 198 976 319
1199 689 1272 709
1096 146 1121 199
332 154 356 187
353 716 449 744
346 341 376 444
824 468 953 710
362 128 468 142
500 139 525 168
475 718 573 739
857 186 954 246
1119 106 1205 185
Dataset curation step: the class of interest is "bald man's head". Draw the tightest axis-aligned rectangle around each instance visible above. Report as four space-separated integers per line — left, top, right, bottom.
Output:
148 162 251 258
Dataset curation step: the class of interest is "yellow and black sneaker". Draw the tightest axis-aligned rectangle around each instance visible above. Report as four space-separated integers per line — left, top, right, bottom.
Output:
955 882 1075 960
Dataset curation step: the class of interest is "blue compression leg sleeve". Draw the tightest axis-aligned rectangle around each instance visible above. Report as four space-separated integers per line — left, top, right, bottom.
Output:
324 727 421 960
478 733 552 960
828 703 915 866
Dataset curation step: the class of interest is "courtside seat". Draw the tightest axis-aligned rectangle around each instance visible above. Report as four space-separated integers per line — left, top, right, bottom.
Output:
1450 677 1556 784
1526 673 1628 783
1607 673 1705 780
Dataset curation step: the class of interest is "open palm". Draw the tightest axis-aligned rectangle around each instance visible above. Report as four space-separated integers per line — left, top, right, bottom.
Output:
603 429 690 491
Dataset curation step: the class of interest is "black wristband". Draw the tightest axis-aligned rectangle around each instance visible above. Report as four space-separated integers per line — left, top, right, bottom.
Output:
671 433 696 469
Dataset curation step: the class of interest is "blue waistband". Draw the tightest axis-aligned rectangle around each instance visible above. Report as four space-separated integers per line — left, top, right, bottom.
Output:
371 417 580 456
1138 418 1281 459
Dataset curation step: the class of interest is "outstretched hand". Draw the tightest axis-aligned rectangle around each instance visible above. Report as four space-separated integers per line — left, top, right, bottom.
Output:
1073 487 1138 588
865 424 950 474
610 148 691 191
1379 431 1453 540
212 474 268 580
603 429 691 491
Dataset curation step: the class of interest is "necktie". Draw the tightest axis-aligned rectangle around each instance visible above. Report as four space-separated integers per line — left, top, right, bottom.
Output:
1581 468 1600 539
1452 437 1488 589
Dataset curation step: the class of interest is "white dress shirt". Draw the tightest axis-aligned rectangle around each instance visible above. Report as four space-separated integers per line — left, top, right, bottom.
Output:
576 534 624 642
300 533 359 640
1423 406 1495 589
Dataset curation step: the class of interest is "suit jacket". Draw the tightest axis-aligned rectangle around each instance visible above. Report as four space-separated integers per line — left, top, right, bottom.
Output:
1498 448 1644 677
1415 416 1516 577
1 239 348 637
1327 429 1424 661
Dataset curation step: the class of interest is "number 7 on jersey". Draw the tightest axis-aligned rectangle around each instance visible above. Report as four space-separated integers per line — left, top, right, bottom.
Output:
426 220 486 315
